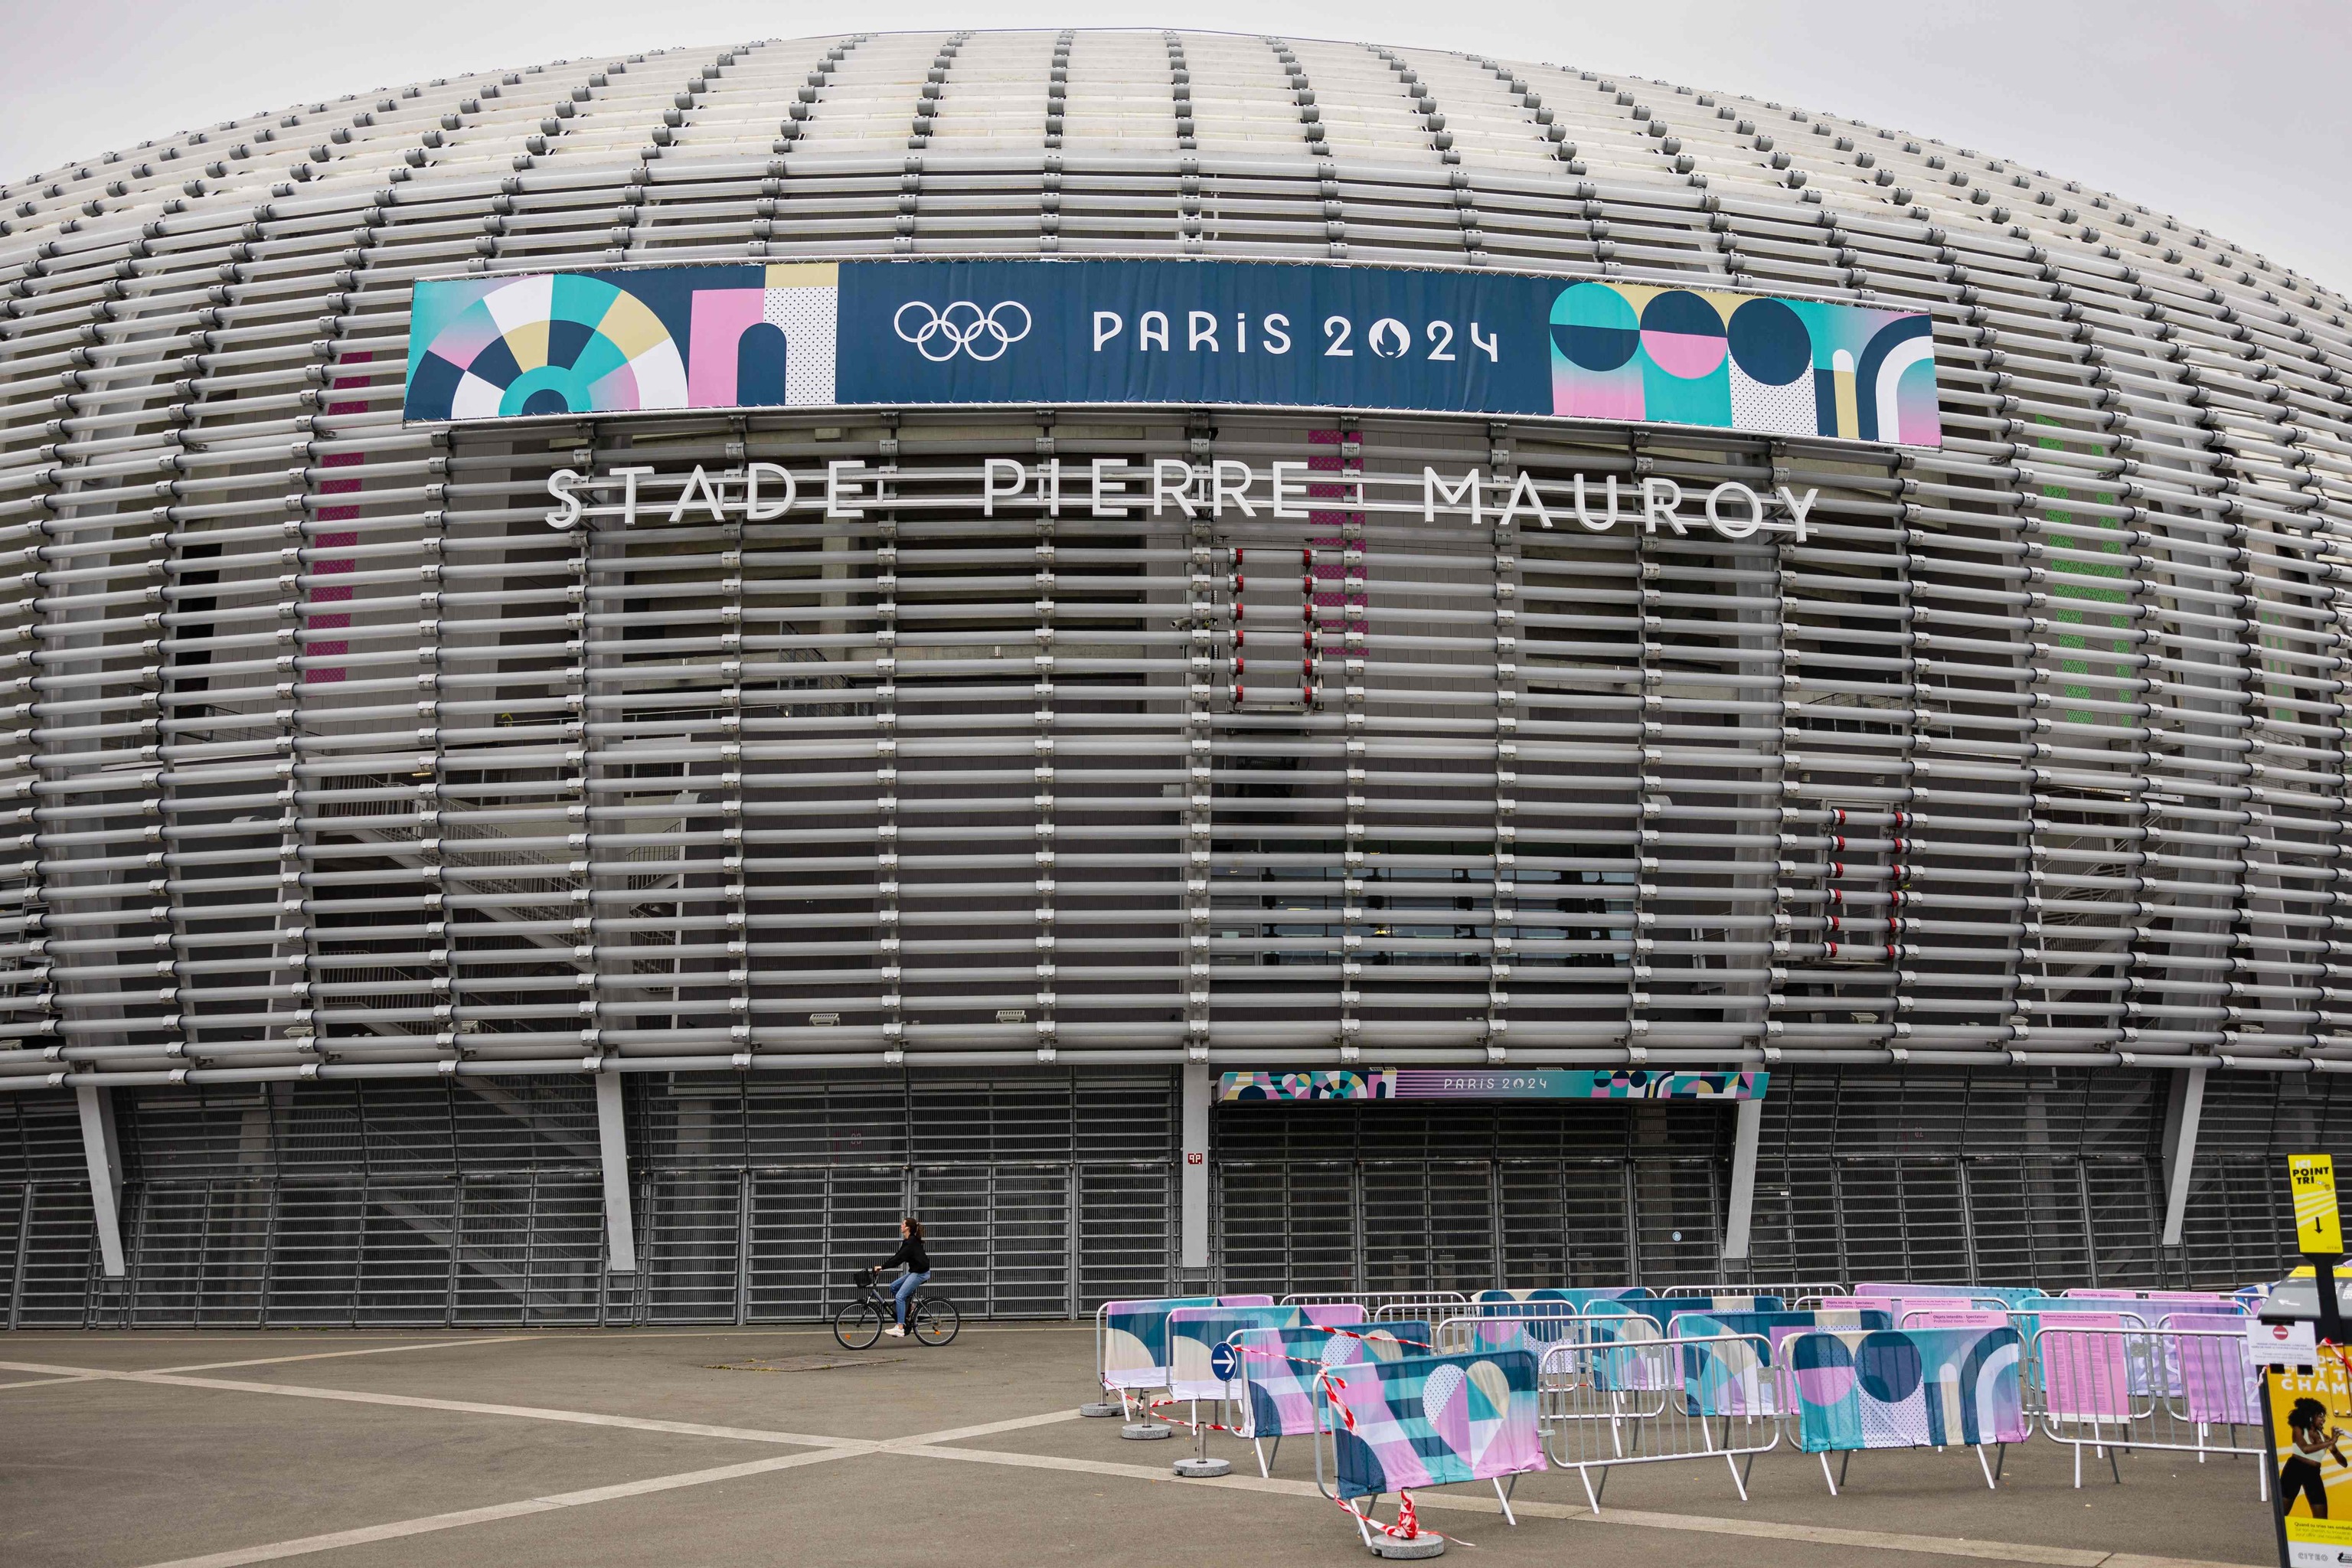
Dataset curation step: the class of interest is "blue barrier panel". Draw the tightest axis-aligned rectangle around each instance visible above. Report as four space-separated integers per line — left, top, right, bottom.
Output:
1100 1294 1272 1392
1787 1326 2027 1492
1167 1302 1367 1400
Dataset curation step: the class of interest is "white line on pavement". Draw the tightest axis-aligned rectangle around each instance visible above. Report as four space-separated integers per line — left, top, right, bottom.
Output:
0 1361 863 1449
122 1410 1091 1568
0 1374 100 1393
155 1334 541 1374
126 1449 859 1568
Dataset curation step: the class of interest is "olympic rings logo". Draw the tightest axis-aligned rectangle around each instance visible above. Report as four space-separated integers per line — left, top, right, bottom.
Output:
892 299 1033 362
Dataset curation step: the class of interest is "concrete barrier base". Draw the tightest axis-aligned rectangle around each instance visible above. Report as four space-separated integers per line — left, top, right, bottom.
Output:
1367 1532 1446 1560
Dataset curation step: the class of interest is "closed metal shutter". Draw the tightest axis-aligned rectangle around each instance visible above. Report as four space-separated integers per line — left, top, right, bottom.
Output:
746 1167 907 1320
0 1186 21 1324
1214 1101 1732 1295
454 1174 606 1325
1753 1068 2167 1288
641 1174 744 1323
16 1187 95 1326
915 1165 1071 1318
1078 1165 1177 1306
5 1097 94 1326
1216 1070 2198 1292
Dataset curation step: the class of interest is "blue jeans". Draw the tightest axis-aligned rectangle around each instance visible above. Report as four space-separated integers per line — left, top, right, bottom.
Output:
892 1270 930 1326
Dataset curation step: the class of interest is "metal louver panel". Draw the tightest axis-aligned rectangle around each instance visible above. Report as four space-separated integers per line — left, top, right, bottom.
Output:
746 1165 906 1318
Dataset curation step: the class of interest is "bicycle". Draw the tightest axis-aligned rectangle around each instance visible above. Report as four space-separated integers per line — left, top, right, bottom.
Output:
833 1266 961 1349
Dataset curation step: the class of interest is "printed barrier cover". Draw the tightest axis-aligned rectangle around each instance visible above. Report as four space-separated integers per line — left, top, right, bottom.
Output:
1168 1302 1367 1400
1475 1287 1653 1310
1786 1327 2027 1453
2037 1313 2257 1413
1102 1294 1272 1390
1234 1323 1435 1439
405 260 1940 448
1668 1294 1788 1313
1325 1348 1549 1501
1856 1283 2043 1308
1668 1311 1894 1417
1220 1069 1766 1102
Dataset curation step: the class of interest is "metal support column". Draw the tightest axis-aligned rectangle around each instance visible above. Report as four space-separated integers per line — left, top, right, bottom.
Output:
2160 1065 2207 1250
596 1070 638 1274
1181 1061 1210 1287
1721 1096 1764 1265
74 1083 125 1279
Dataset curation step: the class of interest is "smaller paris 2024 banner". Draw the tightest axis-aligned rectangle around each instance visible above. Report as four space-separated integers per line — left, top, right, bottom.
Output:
1217 1069 1768 1102
404 259 1939 449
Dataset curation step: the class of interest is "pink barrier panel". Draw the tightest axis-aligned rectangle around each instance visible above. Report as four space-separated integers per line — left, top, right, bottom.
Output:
2038 1314 2134 1420
2169 1315 2259 1424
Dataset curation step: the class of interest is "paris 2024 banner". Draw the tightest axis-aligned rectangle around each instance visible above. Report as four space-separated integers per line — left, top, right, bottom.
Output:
403 258 1940 449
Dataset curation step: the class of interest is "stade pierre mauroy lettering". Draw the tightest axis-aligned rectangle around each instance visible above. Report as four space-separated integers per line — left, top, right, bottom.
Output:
542 458 1822 539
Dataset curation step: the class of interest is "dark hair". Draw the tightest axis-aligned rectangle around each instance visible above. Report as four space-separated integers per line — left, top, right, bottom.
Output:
2295 1397 2329 1428
903 1216 924 1241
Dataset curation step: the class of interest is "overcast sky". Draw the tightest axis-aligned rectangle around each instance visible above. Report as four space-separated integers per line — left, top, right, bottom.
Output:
2 0 2341 289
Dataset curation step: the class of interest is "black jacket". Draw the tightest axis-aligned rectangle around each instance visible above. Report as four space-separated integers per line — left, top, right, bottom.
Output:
884 1234 929 1273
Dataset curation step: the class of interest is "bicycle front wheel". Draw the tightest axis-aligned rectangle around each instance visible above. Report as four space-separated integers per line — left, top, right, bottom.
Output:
833 1301 887 1351
910 1294 960 1346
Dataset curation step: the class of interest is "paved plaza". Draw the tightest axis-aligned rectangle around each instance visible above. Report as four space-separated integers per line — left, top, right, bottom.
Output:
0 1326 2279 1568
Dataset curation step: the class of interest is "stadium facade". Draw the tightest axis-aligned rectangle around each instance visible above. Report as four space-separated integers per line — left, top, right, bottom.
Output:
0 28 2347 1327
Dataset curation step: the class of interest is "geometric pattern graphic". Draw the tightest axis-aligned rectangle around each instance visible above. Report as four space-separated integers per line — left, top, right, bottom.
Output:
406 273 688 421
1551 279 1939 445
1100 1295 1269 1390
1236 1323 1433 1440
1665 1310 1896 1417
1327 1349 1548 1501
1786 1327 2027 1453
406 263 841 421
1167 1302 1367 1399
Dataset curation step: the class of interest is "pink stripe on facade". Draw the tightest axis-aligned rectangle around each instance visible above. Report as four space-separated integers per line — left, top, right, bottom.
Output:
1308 428 1366 652
304 352 372 681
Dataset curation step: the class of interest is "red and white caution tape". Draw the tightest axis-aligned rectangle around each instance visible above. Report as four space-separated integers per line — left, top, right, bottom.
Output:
1315 1370 1455 1546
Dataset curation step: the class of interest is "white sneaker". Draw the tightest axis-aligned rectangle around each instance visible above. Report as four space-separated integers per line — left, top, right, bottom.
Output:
885 1325 906 1338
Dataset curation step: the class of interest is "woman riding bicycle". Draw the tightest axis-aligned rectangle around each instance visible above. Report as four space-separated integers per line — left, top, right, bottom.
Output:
876 1217 929 1339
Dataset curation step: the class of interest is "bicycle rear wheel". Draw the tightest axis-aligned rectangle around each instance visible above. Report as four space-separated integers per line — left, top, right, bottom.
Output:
910 1294 961 1346
833 1301 887 1351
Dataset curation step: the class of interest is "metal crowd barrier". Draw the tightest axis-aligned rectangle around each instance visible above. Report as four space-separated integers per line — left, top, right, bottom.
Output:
1661 1281 1845 1303
1534 1318 1782 1513
1432 1308 1598 1356
1281 1289 1470 1326
2034 1323 2266 1498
